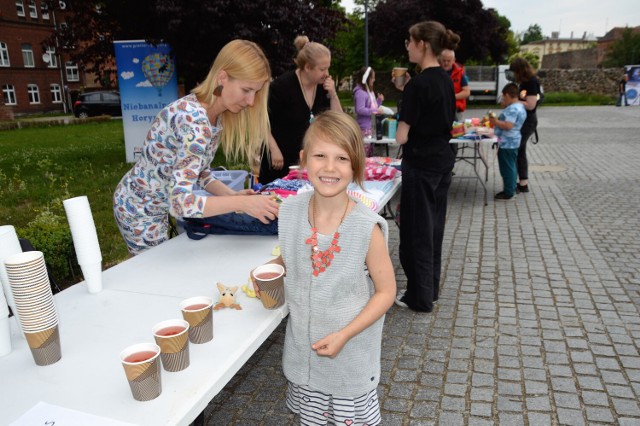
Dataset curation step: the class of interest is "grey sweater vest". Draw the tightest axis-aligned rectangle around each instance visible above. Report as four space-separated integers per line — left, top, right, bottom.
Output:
279 191 389 397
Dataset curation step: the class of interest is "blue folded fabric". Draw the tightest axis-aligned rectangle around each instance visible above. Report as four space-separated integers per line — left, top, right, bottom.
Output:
182 213 278 239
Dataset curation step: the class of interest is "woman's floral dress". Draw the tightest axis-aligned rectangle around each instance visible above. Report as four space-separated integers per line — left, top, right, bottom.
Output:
113 93 221 254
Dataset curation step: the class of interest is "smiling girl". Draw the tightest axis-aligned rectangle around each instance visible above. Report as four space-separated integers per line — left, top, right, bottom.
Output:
257 111 396 425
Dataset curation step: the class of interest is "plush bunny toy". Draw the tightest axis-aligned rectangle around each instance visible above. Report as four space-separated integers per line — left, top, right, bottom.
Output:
213 283 242 310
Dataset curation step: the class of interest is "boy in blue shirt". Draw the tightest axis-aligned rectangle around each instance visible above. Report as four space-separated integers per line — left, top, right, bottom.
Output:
490 83 527 200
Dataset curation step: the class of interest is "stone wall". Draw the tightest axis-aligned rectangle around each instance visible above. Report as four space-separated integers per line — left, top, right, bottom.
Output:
541 47 599 69
536 68 625 97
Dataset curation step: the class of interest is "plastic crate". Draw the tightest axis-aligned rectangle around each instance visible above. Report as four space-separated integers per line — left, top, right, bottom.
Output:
213 170 248 191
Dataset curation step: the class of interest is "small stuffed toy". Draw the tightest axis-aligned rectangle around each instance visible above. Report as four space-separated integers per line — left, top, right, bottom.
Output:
213 283 242 310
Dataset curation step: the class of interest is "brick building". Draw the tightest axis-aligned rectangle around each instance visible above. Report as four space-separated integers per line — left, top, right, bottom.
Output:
520 31 597 67
0 0 91 117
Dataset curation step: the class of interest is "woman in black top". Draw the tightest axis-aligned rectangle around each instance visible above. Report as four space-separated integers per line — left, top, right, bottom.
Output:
509 57 541 193
258 35 342 184
393 21 460 313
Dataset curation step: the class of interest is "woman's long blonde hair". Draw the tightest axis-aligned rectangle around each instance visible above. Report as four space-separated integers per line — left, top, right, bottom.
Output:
192 39 271 162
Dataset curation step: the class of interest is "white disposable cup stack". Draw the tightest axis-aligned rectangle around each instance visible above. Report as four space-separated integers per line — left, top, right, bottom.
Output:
80 261 103 294
0 225 24 334
63 196 103 294
4 251 59 333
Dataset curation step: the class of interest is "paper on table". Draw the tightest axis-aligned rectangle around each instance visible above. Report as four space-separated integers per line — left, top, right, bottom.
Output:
9 401 137 426
379 105 395 116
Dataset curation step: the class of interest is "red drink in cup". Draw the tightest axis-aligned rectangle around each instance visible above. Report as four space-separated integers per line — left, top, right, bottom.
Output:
123 350 157 363
251 264 285 309
179 296 214 345
155 325 187 337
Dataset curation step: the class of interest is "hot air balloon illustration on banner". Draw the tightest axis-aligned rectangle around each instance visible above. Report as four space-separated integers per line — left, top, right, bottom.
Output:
142 52 175 96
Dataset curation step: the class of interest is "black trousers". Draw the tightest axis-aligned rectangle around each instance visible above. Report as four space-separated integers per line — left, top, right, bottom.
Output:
518 116 537 181
399 163 451 312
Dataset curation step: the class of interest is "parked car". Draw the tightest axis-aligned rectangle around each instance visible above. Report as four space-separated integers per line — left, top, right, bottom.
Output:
73 91 122 118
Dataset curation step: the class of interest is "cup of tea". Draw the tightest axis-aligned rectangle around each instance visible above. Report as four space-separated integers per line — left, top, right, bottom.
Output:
393 67 408 87
251 264 285 310
152 319 190 372
120 342 162 401
179 297 213 344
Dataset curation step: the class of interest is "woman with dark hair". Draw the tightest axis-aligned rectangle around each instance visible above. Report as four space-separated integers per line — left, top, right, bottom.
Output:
353 66 384 155
392 21 460 313
258 35 342 184
509 57 541 193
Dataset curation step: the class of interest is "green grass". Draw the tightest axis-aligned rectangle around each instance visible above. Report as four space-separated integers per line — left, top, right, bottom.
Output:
0 119 244 286
0 121 133 275
540 92 616 106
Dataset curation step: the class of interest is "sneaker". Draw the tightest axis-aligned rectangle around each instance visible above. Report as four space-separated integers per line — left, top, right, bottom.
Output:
516 184 529 193
495 192 515 200
394 295 409 309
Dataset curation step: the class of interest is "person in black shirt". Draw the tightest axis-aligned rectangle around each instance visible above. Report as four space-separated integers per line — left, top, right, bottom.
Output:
258 35 342 184
392 21 460 313
509 57 541 193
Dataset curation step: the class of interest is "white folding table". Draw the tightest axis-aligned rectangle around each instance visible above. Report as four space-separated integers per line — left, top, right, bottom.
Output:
0 179 401 426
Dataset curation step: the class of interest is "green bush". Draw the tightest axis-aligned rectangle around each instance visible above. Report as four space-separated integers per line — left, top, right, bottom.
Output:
18 209 75 286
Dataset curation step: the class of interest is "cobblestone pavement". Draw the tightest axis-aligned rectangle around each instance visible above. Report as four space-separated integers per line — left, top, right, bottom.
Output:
203 106 640 425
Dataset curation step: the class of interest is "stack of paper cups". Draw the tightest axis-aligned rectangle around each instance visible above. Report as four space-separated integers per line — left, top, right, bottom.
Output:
5 251 61 365
0 225 24 336
63 196 103 294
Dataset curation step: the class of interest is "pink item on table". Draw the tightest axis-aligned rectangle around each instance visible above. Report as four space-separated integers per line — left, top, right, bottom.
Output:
282 169 308 181
364 165 398 181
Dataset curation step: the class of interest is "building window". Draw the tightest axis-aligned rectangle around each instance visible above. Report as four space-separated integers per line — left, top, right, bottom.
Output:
0 42 10 67
44 46 57 67
41 1 49 19
50 84 62 103
16 1 25 17
2 84 17 105
28 84 40 104
65 61 79 81
22 44 34 67
28 0 37 18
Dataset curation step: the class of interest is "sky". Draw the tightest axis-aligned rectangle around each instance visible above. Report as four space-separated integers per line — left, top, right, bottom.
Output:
340 0 640 39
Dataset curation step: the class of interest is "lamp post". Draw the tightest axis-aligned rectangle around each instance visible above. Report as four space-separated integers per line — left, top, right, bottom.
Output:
364 0 369 67
51 8 68 113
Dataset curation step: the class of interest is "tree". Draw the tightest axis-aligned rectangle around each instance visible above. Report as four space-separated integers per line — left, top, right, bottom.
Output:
508 52 540 70
521 24 544 45
46 0 347 90
603 28 640 67
367 0 510 67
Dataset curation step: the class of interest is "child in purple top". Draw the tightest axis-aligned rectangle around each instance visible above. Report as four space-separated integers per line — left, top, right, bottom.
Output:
353 66 384 155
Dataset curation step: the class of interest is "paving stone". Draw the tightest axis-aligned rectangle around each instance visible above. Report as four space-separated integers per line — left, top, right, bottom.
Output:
585 406 615 423
612 398 640 416
526 395 551 411
527 412 552 426
582 390 610 406
203 109 640 425
556 408 587 426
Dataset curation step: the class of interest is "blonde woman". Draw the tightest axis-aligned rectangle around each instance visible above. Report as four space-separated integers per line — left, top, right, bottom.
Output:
114 39 280 255
258 35 343 184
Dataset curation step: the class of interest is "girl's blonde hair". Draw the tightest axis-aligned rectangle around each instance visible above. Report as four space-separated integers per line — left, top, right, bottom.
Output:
301 111 366 188
192 39 271 162
293 35 331 70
